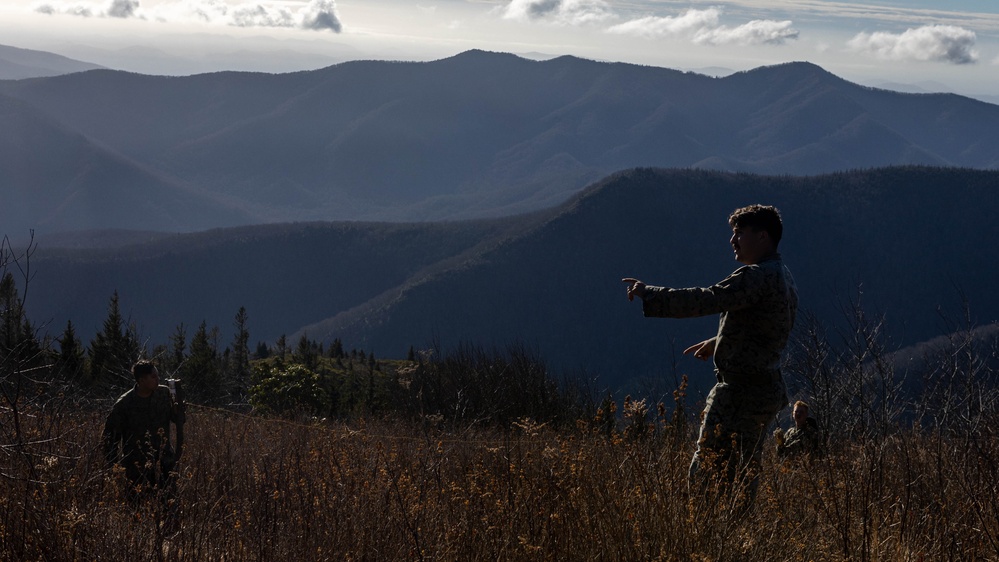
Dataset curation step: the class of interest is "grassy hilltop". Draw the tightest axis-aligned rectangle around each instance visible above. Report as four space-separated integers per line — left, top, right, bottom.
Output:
3 330 999 560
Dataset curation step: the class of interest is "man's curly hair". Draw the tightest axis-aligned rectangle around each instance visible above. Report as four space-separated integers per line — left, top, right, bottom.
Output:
729 204 783 247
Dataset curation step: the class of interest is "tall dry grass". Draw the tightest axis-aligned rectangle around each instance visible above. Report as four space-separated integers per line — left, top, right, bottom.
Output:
3 399 998 561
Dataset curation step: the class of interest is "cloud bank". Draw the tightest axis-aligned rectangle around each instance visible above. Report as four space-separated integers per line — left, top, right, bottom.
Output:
607 8 798 46
501 3 798 47
501 0 613 26
34 0 342 32
848 25 978 64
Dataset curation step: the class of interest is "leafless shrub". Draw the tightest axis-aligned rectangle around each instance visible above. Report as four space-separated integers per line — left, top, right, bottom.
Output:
785 295 907 447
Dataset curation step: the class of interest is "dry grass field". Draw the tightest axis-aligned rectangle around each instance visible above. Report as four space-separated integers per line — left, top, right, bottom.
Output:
3 396 998 561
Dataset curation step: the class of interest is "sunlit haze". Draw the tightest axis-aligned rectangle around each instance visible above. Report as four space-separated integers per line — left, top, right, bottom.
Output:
1 0 998 100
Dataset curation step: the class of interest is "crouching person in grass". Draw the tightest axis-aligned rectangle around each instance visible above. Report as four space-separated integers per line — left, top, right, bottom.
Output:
623 204 798 515
775 400 822 460
103 360 186 534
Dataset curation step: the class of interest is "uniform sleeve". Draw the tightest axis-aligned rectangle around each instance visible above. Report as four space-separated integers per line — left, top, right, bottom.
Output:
642 266 765 319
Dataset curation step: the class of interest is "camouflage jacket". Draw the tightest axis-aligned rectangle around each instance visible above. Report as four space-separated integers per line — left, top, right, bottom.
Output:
777 418 822 458
103 385 184 467
642 254 798 386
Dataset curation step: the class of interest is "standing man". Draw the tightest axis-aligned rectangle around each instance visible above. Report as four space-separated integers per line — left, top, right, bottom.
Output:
623 204 797 505
103 359 186 531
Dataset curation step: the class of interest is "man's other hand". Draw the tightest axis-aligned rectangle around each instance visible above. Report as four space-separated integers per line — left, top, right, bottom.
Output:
683 338 716 361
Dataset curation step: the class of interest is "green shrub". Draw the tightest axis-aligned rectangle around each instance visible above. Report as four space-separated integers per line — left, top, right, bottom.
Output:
249 363 327 417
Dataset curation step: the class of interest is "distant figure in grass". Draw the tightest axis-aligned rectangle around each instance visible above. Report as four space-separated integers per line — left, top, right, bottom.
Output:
103 359 186 533
774 400 822 459
623 204 797 509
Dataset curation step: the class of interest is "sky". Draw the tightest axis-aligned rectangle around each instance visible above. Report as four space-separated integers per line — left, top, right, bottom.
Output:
1 0 998 100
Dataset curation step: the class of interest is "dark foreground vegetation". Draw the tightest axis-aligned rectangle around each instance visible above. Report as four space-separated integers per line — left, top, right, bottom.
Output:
4 239 999 560
3 389 999 560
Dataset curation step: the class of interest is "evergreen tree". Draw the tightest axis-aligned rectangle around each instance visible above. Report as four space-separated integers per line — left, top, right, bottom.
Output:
183 320 221 403
0 273 42 369
56 320 86 383
221 347 234 397
17 318 44 372
0 272 23 353
230 307 251 392
295 334 318 370
88 292 141 388
276 335 288 361
165 323 187 377
0 243 46 423
329 338 344 359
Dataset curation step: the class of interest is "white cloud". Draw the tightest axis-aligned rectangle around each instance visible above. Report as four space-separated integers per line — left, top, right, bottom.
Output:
607 8 797 46
34 0 133 18
230 4 295 28
848 25 978 64
31 0 343 32
501 0 613 26
606 8 718 38
301 0 341 32
695 19 798 46
502 0 558 20
35 3 93 17
107 0 137 18
177 0 228 23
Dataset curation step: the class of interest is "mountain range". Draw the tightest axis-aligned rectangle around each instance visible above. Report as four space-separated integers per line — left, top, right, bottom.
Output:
0 44 104 80
3 49 999 237
24 166 999 393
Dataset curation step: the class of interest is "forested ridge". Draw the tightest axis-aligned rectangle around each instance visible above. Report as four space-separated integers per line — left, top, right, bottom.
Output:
18 165 999 393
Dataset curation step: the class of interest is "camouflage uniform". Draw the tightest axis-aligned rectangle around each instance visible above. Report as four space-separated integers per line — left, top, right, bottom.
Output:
103 385 185 499
776 417 822 459
641 254 797 497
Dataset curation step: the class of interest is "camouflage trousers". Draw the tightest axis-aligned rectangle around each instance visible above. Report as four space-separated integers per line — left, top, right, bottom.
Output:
688 377 787 504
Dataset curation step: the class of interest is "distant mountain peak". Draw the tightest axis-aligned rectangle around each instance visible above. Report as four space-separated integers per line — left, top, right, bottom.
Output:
742 60 836 79
443 49 598 68
723 59 847 92
444 49 527 63
0 43 105 79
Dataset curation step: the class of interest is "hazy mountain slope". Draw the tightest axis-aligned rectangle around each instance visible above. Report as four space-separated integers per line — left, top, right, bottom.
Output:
890 323 999 382
296 166 999 389
27 216 545 349
29 229 178 250
0 68 328 160
0 92 253 234
0 44 104 79
3 51 999 232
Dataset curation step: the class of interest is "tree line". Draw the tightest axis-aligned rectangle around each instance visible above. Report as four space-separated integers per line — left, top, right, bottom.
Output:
6 231 999 442
2 236 593 427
